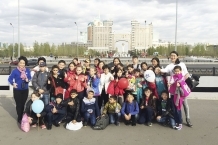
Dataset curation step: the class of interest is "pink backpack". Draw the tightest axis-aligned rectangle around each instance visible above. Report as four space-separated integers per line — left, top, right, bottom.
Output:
21 113 30 132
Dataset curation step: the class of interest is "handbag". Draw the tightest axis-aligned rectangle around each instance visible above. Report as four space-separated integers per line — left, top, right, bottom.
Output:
185 74 200 90
51 77 64 96
21 113 30 132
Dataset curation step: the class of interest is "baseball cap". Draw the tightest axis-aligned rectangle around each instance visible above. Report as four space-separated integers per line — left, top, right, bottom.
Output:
84 59 90 63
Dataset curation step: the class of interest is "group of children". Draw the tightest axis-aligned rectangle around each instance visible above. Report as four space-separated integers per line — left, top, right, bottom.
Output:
25 55 191 131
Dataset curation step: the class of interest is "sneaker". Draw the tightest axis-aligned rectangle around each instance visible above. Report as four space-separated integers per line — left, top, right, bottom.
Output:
131 121 136 126
47 124 52 130
53 122 60 127
176 124 182 130
125 121 130 126
172 125 176 129
31 124 37 127
41 125 46 129
147 122 152 127
115 122 120 126
186 118 193 127
83 122 87 127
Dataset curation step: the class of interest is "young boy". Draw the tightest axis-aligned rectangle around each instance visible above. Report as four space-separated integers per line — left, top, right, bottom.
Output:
83 59 91 75
81 89 100 127
46 93 66 130
58 60 67 80
63 89 81 124
121 93 139 126
102 96 121 126
32 62 50 105
24 92 46 129
156 90 176 129
132 55 141 70
31 57 49 78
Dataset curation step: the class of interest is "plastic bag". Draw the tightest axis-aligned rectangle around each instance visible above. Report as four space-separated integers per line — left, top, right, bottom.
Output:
21 113 30 132
66 121 83 131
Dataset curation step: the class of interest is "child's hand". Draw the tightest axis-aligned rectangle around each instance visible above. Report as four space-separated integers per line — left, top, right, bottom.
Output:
124 114 130 120
48 80 51 84
36 114 41 117
101 114 105 117
39 89 44 94
115 109 120 113
96 116 100 119
138 83 142 88
156 116 161 121
116 79 118 82
52 107 57 113
141 106 145 109
72 120 76 124
65 73 67 78
110 76 113 81
177 82 180 87
68 101 74 106
28 117 33 123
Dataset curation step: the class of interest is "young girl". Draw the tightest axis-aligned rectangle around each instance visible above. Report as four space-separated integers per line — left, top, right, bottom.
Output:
140 62 148 76
24 92 46 129
107 69 125 105
48 65 65 101
151 57 160 68
97 61 105 75
169 66 191 130
64 62 76 100
138 87 157 127
154 66 167 98
133 69 145 104
111 57 121 75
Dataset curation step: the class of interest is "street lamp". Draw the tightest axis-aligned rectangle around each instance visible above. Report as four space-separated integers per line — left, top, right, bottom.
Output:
18 0 20 57
145 20 146 50
10 23 15 59
74 22 78 57
175 0 178 51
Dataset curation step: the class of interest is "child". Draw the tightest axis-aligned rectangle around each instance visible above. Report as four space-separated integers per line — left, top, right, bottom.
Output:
127 64 134 75
97 61 105 75
138 87 157 127
102 96 121 126
100 65 114 106
46 93 66 130
140 62 148 76
87 67 101 108
63 89 81 124
83 59 91 75
121 93 139 126
154 66 167 98
169 66 191 130
58 60 67 80
132 55 141 70
24 92 46 129
32 62 50 105
81 89 100 127
156 90 175 128
151 57 160 68
133 69 144 104
73 58 81 67
31 57 49 78
94 58 100 69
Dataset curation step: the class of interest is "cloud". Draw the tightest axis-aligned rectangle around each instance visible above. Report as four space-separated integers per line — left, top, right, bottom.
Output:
0 0 217 46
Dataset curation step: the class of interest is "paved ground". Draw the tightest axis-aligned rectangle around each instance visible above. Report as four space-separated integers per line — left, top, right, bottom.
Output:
0 98 218 145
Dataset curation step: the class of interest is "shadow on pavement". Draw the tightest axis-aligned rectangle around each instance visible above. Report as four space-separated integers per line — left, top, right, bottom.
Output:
0 97 17 121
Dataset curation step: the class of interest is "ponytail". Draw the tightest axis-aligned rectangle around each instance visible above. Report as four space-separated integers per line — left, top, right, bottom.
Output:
175 58 180 64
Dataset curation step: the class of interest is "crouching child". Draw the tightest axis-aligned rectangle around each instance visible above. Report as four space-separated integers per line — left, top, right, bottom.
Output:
102 96 121 126
45 93 66 130
81 89 100 127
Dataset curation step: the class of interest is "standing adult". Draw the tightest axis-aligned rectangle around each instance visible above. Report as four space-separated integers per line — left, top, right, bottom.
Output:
8 56 31 124
160 51 193 127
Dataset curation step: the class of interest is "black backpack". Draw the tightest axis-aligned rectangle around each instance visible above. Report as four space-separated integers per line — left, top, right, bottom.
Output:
92 114 109 130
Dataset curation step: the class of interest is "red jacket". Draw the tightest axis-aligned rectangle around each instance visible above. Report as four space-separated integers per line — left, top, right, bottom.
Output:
107 80 125 96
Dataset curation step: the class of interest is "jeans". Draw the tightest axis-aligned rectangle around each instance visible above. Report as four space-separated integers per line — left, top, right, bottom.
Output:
41 94 50 106
157 116 176 127
123 114 138 124
46 112 66 125
108 113 121 124
174 107 182 124
83 112 96 126
138 107 154 124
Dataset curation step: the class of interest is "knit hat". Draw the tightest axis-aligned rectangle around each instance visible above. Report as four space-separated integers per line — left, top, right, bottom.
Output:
86 88 95 94
56 93 63 100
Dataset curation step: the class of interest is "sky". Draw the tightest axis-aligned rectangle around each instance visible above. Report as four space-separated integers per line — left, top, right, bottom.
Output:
0 0 217 46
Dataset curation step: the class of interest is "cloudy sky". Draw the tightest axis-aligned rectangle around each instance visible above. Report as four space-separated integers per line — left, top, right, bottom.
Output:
0 0 217 46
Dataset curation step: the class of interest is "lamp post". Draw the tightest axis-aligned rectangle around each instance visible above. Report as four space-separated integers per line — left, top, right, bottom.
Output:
10 23 14 59
74 22 78 57
145 20 146 51
18 0 20 57
175 0 178 51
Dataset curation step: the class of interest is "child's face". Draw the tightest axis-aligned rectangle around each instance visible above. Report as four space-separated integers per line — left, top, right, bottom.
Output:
174 68 181 74
142 64 147 71
154 67 161 75
144 90 152 97
39 66 46 72
113 59 120 66
117 70 122 77
69 64 75 71
52 68 59 75
134 72 140 77
71 93 78 99
109 98 116 104
118 65 123 70
56 98 62 104
132 58 138 64
58 62 65 69
161 93 168 100
126 95 134 103
94 60 99 66
76 67 82 75
127 67 133 73
104 68 109 74
38 60 44 65
31 94 39 101
87 92 94 99
148 67 153 70
152 59 158 67
99 62 104 69
73 59 78 64
89 68 95 76
84 62 90 67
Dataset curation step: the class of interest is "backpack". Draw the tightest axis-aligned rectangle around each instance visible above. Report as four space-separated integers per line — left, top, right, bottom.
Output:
132 64 140 69
92 114 109 130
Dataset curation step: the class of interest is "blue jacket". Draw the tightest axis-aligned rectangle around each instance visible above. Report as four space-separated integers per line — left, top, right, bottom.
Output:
121 101 139 116
81 97 100 116
8 68 31 90
87 75 100 96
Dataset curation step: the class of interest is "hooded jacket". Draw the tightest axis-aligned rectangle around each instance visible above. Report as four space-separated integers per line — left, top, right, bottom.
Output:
63 97 80 120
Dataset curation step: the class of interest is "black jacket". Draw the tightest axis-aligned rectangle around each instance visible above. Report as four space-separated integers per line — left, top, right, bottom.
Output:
45 101 66 115
157 98 174 118
24 99 46 117
63 97 80 120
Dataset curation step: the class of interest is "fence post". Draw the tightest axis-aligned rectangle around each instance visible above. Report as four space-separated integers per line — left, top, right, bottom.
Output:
9 66 11 74
213 67 215 76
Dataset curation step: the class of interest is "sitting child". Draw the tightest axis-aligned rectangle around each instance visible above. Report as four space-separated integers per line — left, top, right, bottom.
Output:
138 87 157 127
24 92 46 129
102 96 121 126
121 93 139 126
156 90 176 129
81 89 100 127
46 93 66 130
63 89 81 124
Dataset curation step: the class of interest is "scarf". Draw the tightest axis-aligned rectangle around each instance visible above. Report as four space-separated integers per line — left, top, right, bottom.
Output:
17 66 27 80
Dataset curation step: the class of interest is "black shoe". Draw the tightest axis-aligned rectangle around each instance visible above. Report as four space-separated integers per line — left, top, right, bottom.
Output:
186 118 193 127
53 122 60 127
83 122 88 127
47 124 52 130
147 122 152 127
131 122 136 126
125 121 130 126
115 122 120 126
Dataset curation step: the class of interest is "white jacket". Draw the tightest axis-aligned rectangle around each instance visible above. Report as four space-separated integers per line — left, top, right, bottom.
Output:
99 73 114 94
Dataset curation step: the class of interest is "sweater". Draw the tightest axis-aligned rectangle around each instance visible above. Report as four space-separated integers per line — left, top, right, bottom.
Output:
121 101 139 116
32 71 50 95
87 75 100 96
102 102 121 114
81 97 100 116
8 68 31 90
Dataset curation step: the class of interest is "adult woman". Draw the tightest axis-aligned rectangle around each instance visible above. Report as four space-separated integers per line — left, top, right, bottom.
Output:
160 51 193 127
8 56 31 124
